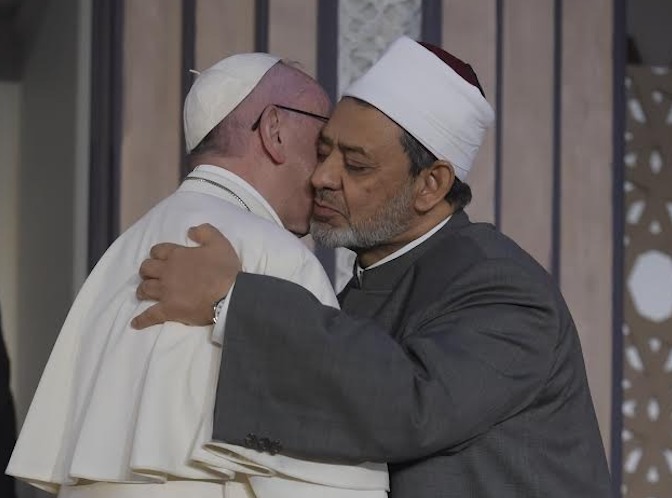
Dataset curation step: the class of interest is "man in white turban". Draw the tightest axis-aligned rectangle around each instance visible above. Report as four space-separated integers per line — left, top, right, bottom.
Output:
7 53 388 498
133 36 612 498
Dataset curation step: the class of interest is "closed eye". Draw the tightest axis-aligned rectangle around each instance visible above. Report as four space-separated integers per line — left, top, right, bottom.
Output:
345 163 371 173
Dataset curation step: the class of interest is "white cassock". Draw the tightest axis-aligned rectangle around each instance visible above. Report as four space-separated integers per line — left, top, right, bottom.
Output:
7 165 389 498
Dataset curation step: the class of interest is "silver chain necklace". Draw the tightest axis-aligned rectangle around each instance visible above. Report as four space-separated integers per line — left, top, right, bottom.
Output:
183 176 251 212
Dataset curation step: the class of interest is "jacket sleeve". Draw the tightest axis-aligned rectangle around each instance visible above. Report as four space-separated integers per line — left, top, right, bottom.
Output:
212 259 558 464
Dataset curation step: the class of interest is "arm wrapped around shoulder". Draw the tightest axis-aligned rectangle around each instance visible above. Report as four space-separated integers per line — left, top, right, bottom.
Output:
213 260 559 464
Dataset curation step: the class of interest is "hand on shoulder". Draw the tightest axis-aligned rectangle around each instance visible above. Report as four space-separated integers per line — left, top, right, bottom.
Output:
132 223 241 329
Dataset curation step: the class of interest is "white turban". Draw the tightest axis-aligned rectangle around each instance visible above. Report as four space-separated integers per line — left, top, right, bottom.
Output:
343 36 495 179
183 53 280 152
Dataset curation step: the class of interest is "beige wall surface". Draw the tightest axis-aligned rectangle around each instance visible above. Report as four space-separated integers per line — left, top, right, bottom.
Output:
560 0 614 457
442 0 497 225
499 1 554 270
195 0 255 71
119 0 182 231
269 0 318 76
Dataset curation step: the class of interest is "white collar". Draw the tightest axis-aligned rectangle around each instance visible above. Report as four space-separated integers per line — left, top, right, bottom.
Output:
180 164 285 228
356 215 452 281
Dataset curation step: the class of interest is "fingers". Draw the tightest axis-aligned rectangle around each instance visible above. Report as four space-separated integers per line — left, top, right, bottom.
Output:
149 242 180 260
188 223 225 245
139 258 165 279
131 303 167 330
136 278 163 301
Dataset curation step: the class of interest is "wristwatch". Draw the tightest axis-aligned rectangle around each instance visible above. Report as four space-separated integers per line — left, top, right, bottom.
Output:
212 295 227 324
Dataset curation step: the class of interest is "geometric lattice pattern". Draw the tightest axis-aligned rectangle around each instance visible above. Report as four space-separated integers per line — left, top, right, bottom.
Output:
337 0 421 95
622 66 672 498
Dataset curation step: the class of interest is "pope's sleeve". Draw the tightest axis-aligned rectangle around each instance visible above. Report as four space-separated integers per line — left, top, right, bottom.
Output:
212 258 558 463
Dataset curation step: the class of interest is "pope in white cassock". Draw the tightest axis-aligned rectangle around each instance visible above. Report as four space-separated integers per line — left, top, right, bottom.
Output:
7 54 388 498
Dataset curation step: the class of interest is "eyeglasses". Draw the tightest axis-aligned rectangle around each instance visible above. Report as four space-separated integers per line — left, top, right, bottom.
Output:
251 104 329 131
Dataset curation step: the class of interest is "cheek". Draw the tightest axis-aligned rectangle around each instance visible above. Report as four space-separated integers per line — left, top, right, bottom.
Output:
341 181 369 217
290 169 315 207
343 178 388 220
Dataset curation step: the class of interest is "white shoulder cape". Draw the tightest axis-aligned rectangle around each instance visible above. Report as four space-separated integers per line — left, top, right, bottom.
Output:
7 165 388 495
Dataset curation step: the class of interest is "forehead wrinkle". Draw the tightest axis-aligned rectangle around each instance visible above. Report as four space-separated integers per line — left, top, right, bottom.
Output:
319 130 373 159
339 143 370 158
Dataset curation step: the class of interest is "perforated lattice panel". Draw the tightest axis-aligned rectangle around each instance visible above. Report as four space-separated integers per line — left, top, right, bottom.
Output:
622 66 672 498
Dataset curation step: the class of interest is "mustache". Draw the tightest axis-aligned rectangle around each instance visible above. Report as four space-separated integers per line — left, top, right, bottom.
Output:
313 189 346 216
314 189 339 205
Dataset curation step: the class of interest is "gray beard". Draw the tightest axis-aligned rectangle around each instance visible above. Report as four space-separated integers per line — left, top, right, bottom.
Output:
310 183 416 250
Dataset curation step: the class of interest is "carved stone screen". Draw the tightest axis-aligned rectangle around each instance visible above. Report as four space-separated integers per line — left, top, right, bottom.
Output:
622 66 672 497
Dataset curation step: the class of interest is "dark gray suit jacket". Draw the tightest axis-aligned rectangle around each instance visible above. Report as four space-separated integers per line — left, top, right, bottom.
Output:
213 211 612 497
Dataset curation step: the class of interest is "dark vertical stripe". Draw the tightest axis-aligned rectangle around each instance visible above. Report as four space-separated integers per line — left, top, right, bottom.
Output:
255 0 269 52
180 0 196 177
611 0 626 493
494 0 503 229
421 0 442 45
88 0 124 271
315 0 339 283
551 0 562 282
317 0 339 103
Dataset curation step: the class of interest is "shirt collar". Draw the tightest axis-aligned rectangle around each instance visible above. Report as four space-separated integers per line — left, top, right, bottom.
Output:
180 164 285 227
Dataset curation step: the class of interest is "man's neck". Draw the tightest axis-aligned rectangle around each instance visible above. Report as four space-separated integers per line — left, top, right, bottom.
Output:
356 205 454 268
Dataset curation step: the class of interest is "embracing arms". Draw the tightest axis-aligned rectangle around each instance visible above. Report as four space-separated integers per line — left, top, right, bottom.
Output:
134 224 558 464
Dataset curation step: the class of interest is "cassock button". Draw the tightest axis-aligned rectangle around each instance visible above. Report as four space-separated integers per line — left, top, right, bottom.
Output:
244 433 258 449
258 437 271 452
269 440 282 455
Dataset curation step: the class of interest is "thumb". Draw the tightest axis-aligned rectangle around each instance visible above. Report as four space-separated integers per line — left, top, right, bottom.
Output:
131 303 167 330
187 223 223 246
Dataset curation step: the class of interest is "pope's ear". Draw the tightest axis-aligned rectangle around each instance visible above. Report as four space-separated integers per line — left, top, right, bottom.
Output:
413 160 455 213
258 106 286 164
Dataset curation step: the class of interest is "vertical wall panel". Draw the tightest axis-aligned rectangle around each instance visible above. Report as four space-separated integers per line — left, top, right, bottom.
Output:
0 83 21 401
195 0 255 71
180 0 196 178
441 0 497 224
560 0 614 456
500 2 554 269
611 0 625 487
88 0 122 268
315 0 340 283
119 1 182 230
333 0 422 292
17 0 79 424
339 0 422 96
269 0 318 77
421 0 442 44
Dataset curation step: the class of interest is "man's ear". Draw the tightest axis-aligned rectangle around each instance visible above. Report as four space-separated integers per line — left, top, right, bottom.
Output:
413 160 455 213
258 106 286 164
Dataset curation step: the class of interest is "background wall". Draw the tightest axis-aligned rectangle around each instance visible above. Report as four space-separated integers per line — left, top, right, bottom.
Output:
0 82 21 400
0 0 88 496
1 0 648 496
15 0 80 423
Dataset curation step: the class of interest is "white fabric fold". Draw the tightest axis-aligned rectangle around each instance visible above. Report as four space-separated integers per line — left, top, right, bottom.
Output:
8 165 388 496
